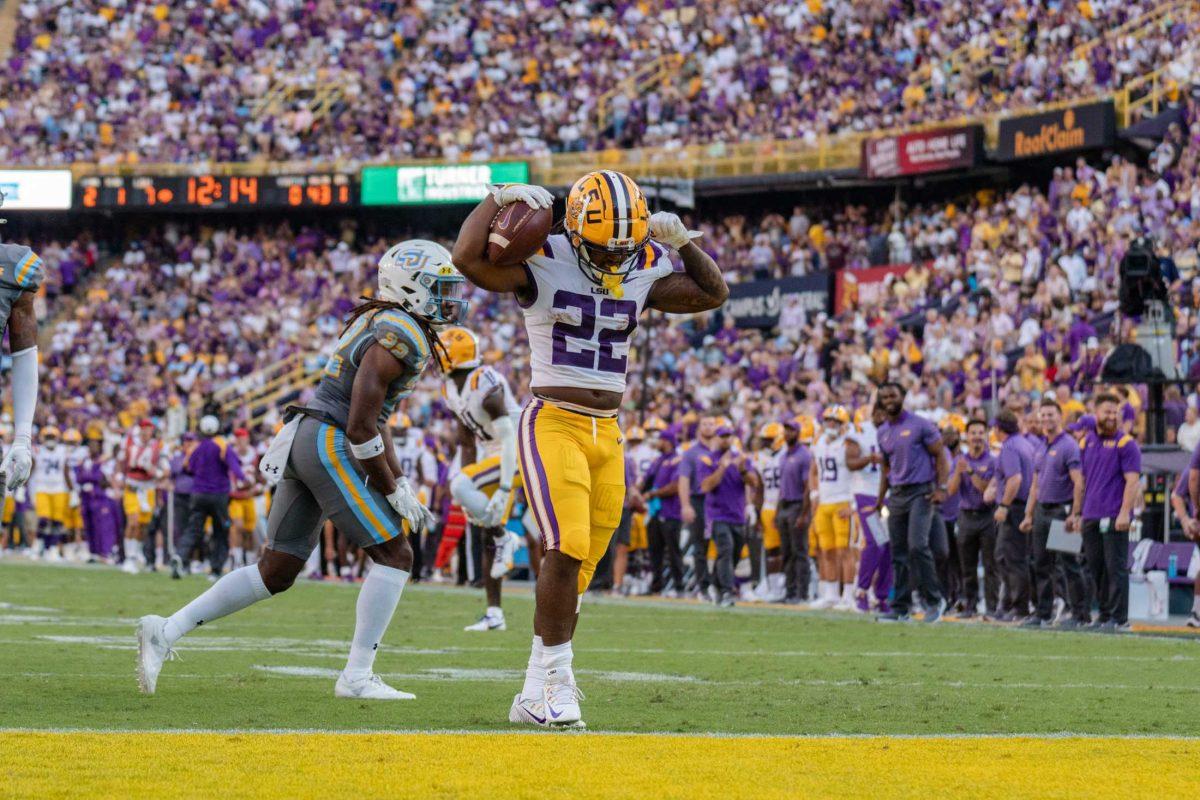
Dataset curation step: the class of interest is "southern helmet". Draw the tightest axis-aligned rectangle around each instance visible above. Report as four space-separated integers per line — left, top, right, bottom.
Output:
437 326 482 372
378 239 466 325
564 170 650 286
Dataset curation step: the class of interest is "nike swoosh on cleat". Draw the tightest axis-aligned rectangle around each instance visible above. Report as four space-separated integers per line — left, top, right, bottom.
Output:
524 708 547 724
548 707 565 719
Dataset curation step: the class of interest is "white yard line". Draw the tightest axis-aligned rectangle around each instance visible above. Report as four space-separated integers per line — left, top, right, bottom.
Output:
0 727 1197 741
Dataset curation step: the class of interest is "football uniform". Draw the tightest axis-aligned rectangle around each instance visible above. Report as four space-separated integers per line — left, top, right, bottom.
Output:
0 244 44 500
392 427 438 504
516 234 673 592
811 435 853 551
444 365 523 511
627 441 658 550
754 447 784 549
229 445 262 530
266 307 432 558
33 443 71 525
120 434 163 525
64 444 87 531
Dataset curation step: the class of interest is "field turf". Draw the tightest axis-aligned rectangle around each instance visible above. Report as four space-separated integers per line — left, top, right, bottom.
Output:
1 561 1198 798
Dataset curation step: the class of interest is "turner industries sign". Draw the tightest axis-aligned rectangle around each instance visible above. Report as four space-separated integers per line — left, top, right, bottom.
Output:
996 101 1116 161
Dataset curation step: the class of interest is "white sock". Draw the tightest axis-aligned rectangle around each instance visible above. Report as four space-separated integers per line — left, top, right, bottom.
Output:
486 605 504 618
450 473 490 520
1193 595 1200 614
343 564 410 681
155 546 164 566
522 635 545 700
163 564 271 645
542 640 574 682
231 547 243 567
124 538 135 558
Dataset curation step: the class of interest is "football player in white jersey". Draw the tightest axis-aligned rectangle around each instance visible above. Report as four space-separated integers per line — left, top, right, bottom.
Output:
0 195 42 509
809 407 873 610
752 422 787 602
438 325 530 632
32 426 72 561
390 413 439 580
453 171 727 727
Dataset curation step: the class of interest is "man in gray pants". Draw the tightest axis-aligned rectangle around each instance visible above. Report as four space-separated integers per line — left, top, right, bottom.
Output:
948 419 999 617
678 416 717 596
696 425 762 606
875 384 949 622
776 419 812 602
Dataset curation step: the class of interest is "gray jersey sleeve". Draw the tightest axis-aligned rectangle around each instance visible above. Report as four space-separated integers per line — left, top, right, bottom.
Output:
0 244 42 332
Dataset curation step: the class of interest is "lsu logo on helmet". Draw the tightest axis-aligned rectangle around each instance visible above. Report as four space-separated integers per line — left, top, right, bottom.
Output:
437 326 481 372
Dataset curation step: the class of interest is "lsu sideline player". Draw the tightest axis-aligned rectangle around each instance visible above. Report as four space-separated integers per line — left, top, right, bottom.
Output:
752 422 787 602
438 325 529 632
809 406 871 611
33 426 72 561
0 196 42 514
138 241 457 701
453 172 728 727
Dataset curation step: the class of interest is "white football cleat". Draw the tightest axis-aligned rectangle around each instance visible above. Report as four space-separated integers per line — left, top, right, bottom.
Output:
121 558 139 574
490 531 518 579
136 614 177 695
543 668 584 727
509 693 586 729
464 610 506 631
334 672 415 700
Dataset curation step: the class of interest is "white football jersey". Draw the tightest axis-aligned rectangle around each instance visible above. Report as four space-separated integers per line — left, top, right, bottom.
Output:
754 447 783 510
520 235 674 395
442 365 522 460
812 435 853 504
33 443 70 493
850 422 881 497
392 427 437 486
628 442 658 485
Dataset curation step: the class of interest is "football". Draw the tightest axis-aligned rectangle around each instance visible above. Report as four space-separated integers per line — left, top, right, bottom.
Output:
487 201 553 266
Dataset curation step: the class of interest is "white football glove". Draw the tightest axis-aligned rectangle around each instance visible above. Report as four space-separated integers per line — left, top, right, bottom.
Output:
482 488 511 528
649 211 702 250
744 503 758 527
387 477 436 532
1 441 32 491
489 183 553 209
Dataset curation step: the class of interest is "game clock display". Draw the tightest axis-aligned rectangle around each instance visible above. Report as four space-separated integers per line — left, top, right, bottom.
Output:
77 173 356 210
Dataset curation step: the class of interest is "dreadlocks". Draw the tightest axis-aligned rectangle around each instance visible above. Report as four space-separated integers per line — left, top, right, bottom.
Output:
343 296 450 374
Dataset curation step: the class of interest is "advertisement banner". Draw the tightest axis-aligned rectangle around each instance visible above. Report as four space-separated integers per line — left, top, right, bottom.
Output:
725 273 829 328
0 170 73 210
861 125 983 179
361 162 529 205
834 264 912 313
995 101 1116 161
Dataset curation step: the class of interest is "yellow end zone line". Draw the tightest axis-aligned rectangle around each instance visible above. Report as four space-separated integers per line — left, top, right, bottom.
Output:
3 733 1198 799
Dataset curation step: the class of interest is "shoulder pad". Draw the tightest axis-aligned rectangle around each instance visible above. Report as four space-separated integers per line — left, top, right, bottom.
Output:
0 244 45 292
372 309 431 364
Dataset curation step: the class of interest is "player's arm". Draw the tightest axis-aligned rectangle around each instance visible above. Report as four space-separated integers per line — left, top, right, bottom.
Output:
844 439 869 471
451 185 552 294
646 242 729 313
480 387 517 492
457 420 477 468
347 344 407 496
380 424 403 480
2 293 38 489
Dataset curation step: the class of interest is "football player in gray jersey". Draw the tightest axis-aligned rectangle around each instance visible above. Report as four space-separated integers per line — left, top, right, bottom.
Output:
138 240 466 701
0 190 43 502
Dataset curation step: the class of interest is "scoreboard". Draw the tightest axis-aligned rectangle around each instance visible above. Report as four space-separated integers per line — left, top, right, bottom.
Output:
77 173 356 210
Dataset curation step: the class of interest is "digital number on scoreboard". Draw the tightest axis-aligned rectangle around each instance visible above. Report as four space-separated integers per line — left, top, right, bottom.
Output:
77 173 356 210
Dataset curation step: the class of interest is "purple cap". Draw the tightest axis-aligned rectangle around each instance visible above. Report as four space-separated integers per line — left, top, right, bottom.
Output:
657 430 678 446
715 425 735 437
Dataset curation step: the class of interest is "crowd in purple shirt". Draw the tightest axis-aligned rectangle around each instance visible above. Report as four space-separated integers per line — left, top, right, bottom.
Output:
1 1 1194 165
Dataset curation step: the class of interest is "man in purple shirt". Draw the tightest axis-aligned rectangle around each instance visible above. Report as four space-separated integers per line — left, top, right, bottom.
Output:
933 422 962 614
1074 393 1142 629
948 419 999 618
876 382 949 622
777 418 813 603
173 416 245 579
991 409 1036 621
696 426 761 607
1019 399 1087 627
1168 462 1200 629
641 430 685 595
678 416 716 596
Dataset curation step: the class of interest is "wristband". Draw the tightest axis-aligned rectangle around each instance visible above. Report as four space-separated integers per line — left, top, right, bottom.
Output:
349 434 384 460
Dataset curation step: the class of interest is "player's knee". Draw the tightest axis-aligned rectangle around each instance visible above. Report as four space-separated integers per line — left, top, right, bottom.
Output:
259 562 298 595
370 536 414 572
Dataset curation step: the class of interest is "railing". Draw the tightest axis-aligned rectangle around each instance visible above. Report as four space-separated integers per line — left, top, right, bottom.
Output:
242 367 324 429
1070 0 1191 61
594 53 686 133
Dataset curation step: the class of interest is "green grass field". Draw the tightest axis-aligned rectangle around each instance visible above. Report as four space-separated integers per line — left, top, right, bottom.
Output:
1 560 1197 736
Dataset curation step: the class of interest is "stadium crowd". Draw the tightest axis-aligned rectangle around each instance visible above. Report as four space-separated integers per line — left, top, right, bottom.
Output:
2 0 1196 164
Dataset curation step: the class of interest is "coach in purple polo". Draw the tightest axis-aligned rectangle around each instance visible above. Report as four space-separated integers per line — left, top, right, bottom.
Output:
1073 393 1141 630
777 418 813 603
1019 398 1087 627
697 426 761 607
991 409 1036 621
875 382 949 622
